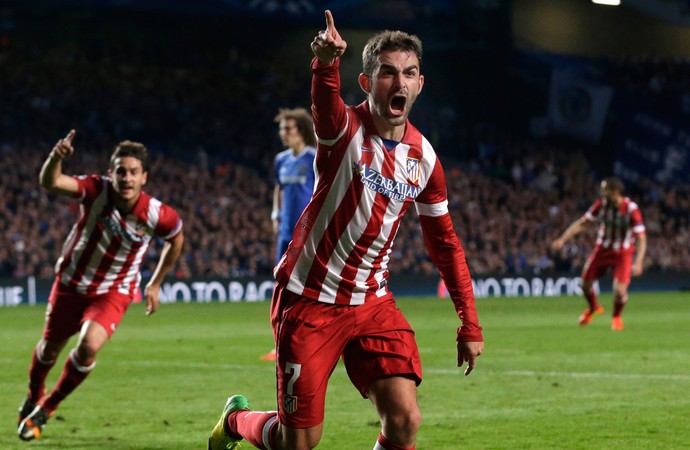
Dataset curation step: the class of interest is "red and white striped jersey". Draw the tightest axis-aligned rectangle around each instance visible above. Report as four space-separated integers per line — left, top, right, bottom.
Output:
55 174 182 297
584 196 645 252
275 58 481 340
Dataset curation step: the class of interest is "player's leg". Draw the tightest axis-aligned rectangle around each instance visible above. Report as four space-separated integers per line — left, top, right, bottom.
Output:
40 319 107 413
611 252 633 331
367 377 421 450
18 280 82 437
579 254 605 325
40 291 130 414
344 296 423 450
211 287 346 450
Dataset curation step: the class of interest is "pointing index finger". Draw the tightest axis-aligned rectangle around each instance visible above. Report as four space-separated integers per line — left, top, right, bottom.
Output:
64 129 76 144
324 9 335 33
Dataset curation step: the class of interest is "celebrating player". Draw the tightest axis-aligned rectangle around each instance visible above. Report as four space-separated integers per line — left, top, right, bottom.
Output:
17 130 184 441
552 176 646 331
209 10 483 450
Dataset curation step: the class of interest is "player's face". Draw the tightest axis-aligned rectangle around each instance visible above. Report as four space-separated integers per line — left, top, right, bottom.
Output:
278 118 304 151
364 49 424 128
600 181 618 202
110 156 147 208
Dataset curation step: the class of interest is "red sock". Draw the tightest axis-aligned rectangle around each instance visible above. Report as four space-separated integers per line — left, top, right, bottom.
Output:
27 345 57 403
374 433 415 450
41 350 95 414
228 410 278 450
584 287 599 311
613 294 628 317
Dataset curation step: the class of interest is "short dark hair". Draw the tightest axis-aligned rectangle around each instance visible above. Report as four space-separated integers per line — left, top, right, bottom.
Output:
110 140 149 172
602 176 624 193
362 30 423 77
274 107 316 147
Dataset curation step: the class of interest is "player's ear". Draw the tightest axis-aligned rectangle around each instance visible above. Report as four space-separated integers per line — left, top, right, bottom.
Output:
358 73 371 94
142 171 148 186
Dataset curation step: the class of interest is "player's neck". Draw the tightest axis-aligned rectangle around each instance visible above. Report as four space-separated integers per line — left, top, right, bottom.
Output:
114 195 139 215
291 142 306 155
371 114 405 142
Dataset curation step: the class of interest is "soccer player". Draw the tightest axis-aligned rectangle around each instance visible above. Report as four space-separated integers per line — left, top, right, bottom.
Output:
209 10 483 450
17 130 184 441
552 176 646 331
271 107 317 263
261 108 317 362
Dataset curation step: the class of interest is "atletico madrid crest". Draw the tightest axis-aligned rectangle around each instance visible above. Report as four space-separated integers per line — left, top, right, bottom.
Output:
284 395 298 414
406 158 420 186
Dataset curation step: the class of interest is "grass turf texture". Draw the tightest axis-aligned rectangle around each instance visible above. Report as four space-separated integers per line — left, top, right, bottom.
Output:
1 292 688 449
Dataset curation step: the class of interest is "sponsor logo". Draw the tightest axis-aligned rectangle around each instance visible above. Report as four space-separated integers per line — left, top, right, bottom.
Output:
353 161 421 202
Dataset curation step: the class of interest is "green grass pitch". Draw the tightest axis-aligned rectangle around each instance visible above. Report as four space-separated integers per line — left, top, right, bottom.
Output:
1 292 688 449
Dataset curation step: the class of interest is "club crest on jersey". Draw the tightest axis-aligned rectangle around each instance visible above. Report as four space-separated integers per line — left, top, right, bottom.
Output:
406 158 421 186
101 215 151 243
283 395 298 414
353 160 421 201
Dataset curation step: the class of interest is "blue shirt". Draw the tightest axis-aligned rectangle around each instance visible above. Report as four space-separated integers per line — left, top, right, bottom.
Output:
274 146 316 241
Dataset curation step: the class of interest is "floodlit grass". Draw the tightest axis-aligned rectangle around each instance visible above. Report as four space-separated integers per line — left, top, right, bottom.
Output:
1 292 688 449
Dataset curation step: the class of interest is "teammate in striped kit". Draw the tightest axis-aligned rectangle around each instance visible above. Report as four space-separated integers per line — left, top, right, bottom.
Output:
209 10 483 450
552 176 646 331
17 130 184 441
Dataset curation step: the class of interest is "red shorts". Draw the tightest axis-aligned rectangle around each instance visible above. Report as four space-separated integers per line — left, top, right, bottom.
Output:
582 249 633 285
43 278 133 342
271 285 422 429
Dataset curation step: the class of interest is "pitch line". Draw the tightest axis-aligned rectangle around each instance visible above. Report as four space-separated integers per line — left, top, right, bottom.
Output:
3 358 686 381
427 368 690 381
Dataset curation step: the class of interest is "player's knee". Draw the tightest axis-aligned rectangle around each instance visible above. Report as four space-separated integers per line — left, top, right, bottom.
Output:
39 339 63 362
76 340 100 362
381 406 422 440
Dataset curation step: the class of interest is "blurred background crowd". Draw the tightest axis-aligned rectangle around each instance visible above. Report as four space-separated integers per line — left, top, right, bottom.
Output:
1 0 689 280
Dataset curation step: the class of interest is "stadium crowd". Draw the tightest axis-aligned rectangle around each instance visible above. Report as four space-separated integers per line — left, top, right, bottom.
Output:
2 21 689 281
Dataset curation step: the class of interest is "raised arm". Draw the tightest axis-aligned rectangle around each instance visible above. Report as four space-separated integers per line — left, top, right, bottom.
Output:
309 10 350 147
39 129 80 196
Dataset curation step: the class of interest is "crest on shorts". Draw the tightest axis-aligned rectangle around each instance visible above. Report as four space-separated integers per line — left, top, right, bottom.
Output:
406 158 420 186
283 395 298 415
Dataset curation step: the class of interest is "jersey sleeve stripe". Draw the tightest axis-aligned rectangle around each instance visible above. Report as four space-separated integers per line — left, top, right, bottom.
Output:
415 200 449 217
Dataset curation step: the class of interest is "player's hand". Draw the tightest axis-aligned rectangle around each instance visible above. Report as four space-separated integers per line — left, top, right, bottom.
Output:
144 283 160 316
457 340 483 376
51 129 76 160
311 10 347 65
632 261 644 277
551 238 564 252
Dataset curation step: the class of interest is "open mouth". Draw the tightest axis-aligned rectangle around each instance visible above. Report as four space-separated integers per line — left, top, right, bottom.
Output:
390 95 407 116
